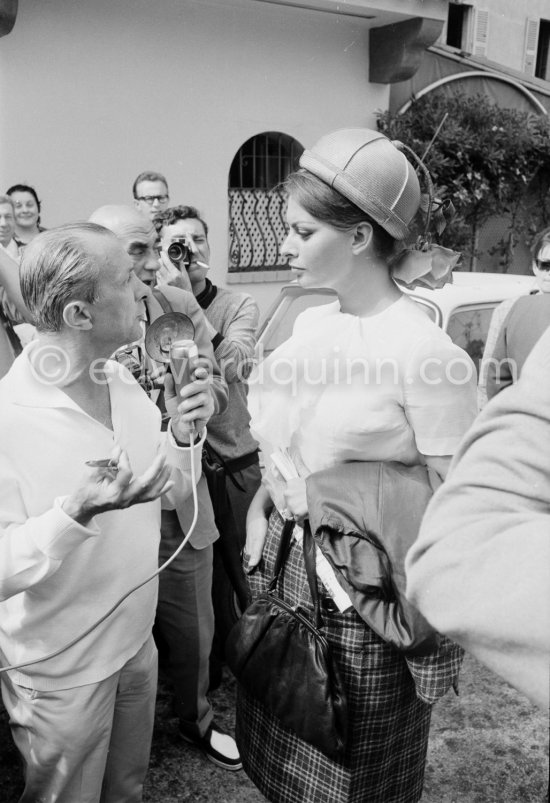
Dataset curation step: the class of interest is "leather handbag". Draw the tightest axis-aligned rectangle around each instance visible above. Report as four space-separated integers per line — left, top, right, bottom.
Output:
225 519 348 760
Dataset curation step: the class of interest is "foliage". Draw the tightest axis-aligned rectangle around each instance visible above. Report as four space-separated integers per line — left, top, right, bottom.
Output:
378 93 550 271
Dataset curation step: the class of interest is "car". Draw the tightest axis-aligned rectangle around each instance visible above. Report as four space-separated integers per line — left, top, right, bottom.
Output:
255 272 537 375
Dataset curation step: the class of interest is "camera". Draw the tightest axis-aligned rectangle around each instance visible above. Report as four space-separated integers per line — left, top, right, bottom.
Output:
114 347 155 396
167 238 192 268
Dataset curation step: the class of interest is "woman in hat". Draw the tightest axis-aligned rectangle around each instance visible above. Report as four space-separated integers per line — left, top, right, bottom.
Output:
235 129 478 803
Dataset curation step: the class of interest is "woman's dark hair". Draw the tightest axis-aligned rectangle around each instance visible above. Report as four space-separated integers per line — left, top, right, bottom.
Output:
283 170 396 260
6 183 42 225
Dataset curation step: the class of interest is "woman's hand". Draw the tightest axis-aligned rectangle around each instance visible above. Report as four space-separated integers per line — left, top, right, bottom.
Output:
244 486 273 571
283 477 308 523
244 513 269 572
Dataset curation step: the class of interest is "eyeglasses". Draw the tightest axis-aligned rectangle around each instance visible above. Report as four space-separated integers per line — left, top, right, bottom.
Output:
136 195 169 205
535 259 550 271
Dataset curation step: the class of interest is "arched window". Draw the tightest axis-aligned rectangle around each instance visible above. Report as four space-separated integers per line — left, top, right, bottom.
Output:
228 132 303 273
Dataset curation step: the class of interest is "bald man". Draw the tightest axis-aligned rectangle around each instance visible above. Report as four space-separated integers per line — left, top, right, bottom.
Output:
89 206 241 771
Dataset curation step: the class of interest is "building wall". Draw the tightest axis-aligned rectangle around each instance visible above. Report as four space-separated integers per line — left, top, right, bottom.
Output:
0 0 391 314
485 0 549 73
441 0 550 77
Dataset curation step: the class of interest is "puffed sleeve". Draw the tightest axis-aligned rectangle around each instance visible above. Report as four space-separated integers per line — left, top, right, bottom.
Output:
404 334 478 456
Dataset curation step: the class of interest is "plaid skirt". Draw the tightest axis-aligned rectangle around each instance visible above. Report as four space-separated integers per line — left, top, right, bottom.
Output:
235 511 432 803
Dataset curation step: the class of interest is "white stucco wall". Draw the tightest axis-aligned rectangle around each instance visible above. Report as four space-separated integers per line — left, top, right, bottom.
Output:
439 0 550 79
482 0 549 73
0 0 393 314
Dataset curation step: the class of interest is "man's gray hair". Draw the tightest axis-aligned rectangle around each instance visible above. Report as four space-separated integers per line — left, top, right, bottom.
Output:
0 194 15 210
20 222 114 333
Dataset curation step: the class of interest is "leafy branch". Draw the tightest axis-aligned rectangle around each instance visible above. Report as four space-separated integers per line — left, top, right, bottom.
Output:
378 93 550 271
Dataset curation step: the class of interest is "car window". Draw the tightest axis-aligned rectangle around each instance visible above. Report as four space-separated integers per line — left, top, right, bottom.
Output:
258 292 336 357
446 304 496 375
408 297 439 324
256 289 498 377
258 290 444 358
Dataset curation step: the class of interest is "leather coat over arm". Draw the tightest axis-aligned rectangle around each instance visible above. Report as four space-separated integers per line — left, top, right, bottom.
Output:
306 460 439 656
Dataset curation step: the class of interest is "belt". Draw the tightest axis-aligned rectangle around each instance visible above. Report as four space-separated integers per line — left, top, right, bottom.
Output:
224 449 260 474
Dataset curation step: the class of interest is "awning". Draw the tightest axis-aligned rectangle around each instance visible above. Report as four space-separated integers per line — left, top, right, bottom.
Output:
390 45 550 116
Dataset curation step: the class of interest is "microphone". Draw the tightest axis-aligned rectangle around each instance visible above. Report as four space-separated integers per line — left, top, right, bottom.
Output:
169 339 199 397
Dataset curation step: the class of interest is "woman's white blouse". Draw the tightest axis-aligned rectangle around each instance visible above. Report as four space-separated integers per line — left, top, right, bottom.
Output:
250 296 478 474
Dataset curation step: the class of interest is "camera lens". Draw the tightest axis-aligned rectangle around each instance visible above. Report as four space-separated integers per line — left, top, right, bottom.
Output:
168 242 184 262
167 241 191 267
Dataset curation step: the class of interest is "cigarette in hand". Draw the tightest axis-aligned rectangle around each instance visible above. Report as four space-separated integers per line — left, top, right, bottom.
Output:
85 458 119 472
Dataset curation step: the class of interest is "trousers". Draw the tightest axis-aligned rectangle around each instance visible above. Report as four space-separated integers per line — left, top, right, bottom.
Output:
155 510 215 739
1 635 157 803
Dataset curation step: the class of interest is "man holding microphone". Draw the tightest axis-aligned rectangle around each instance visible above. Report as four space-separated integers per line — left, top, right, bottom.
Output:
0 222 212 801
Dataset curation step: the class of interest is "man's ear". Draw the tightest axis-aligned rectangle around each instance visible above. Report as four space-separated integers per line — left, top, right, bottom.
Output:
63 301 93 330
351 221 373 255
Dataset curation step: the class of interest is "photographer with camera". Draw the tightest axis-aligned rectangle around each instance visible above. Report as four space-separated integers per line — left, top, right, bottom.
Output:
158 206 261 683
89 205 242 772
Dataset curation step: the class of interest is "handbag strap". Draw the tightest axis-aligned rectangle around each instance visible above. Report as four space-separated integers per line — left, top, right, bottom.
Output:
302 520 323 629
267 517 324 630
267 518 296 592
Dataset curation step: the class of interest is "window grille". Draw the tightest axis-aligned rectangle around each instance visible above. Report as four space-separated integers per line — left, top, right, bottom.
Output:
229 132 303 273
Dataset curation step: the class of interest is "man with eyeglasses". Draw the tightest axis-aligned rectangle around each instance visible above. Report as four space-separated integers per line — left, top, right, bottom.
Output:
485 226 550 400
133 171 171 224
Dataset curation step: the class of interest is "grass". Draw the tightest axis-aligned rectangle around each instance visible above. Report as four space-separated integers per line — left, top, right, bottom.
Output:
1 653 547 802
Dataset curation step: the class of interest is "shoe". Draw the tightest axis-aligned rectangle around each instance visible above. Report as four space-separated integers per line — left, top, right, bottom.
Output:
179 722 242 771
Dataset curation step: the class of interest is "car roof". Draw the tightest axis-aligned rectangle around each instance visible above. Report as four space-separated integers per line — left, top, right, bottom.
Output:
256 271 538 366
405 271 536 309
275 272 536 312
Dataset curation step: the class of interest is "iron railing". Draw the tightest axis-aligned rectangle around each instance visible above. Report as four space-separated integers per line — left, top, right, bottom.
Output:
229 187 289 272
